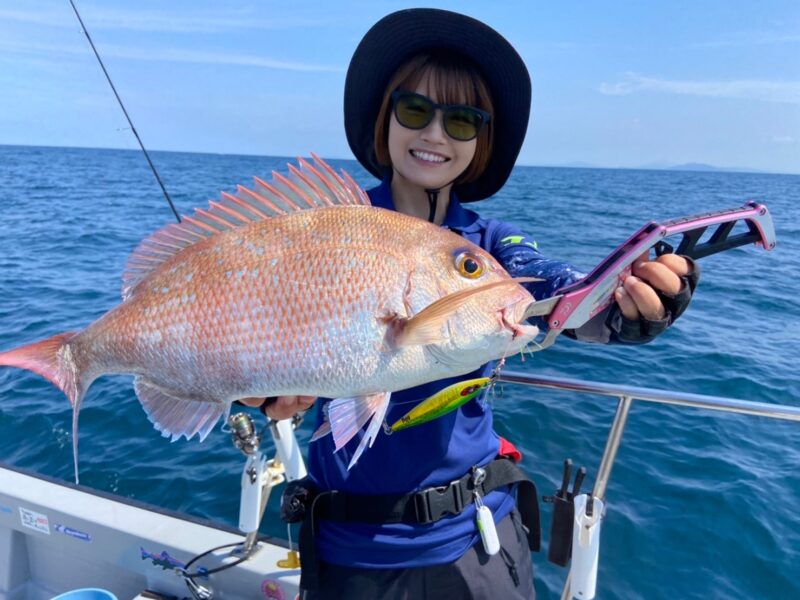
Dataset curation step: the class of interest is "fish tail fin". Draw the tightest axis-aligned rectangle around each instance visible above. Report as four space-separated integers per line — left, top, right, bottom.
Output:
0 332 89 483
0 332 83 406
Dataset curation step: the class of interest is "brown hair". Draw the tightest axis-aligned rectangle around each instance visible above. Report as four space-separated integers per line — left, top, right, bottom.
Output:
373 51 494 184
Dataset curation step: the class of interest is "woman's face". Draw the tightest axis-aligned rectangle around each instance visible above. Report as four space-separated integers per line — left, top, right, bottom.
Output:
388 81 478 192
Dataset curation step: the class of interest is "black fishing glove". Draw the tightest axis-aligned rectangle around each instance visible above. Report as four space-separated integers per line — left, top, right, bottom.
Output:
609 256 701 344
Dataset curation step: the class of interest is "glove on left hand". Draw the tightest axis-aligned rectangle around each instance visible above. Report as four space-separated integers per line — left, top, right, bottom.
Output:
610 256 700 344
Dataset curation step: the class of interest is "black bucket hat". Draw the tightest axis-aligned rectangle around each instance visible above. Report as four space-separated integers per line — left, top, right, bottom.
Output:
344 8 531 202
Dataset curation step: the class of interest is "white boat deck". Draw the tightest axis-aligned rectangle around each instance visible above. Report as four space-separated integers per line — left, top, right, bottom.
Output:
0 464 300 600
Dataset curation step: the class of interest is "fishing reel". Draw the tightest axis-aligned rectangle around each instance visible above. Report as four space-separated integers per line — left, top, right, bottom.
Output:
228 412 261 456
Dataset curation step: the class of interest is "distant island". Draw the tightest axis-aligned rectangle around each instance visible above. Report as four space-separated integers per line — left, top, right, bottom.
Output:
0 143 791 176
664 162 769 174
539 160 774 175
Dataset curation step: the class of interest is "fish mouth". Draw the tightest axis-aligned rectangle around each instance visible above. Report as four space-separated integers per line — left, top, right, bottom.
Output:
500 302 539 340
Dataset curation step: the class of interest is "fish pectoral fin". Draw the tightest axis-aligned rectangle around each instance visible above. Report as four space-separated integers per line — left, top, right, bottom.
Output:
379 310 441 349
384 311 447 348
395 277 542 348
134 377 226 442
324 392 391 463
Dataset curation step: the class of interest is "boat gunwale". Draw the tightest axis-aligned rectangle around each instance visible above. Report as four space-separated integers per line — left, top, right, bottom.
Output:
0 459 291 550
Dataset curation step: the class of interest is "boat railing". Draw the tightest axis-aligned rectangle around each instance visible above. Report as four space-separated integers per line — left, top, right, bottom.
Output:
494 370 800 599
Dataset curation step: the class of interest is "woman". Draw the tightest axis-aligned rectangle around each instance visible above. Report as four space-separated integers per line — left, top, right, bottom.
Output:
249 8 698 599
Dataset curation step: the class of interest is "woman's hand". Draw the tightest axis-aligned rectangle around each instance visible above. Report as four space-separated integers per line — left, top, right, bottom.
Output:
614 252 693 321
239 395 317 420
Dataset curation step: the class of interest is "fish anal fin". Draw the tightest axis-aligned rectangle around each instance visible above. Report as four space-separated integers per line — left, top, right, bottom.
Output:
310 420 331 442
133 377 225 442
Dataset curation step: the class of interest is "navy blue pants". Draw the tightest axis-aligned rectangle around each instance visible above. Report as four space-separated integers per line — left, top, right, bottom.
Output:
300 509 535 600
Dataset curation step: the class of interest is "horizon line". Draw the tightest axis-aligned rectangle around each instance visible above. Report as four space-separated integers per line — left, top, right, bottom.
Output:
0 141 796 177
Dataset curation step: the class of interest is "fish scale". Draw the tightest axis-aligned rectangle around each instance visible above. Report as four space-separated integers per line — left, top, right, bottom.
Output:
0 156 538 479
92 209 438 396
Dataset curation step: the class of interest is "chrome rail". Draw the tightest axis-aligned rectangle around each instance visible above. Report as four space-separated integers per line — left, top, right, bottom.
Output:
495 370 800 600
498 371 800 422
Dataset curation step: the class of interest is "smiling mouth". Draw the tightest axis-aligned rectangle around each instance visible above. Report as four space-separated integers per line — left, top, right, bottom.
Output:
410 150 449 164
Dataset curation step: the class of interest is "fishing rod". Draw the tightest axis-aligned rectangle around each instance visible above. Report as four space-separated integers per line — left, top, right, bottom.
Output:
65 6 312 594
67 0 181 223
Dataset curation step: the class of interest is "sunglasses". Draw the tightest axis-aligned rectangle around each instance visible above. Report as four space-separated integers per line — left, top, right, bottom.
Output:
391 91 491 142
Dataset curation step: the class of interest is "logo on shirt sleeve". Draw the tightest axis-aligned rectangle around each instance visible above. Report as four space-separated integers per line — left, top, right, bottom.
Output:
500 235 538 250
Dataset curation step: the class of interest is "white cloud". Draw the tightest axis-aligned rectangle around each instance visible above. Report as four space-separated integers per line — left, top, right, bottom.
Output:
772 135 795 144
599 73 800 104
106 45 344 73
0 7 329 34
693 29 800 48
0 38 343 73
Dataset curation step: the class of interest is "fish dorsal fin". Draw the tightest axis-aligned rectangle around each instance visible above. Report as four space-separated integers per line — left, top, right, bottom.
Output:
121 153 370 300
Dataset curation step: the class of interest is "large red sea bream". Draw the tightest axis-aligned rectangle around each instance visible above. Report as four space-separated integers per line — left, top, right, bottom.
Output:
0 156 538 477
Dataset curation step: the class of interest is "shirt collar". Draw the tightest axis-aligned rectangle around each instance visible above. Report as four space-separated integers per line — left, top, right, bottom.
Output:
368 176 482 233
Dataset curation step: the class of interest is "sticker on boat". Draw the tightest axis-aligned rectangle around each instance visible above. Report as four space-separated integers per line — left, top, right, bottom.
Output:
54 523 92 542
19 507 50 534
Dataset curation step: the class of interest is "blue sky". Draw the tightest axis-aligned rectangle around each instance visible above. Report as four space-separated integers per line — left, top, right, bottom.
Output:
1 1 798 173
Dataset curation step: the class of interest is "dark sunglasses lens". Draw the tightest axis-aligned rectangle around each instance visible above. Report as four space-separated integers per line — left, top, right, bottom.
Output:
394 94 434 129
444 108 483 141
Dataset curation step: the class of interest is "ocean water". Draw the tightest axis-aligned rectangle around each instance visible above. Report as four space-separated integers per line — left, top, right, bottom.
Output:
0 144 798 599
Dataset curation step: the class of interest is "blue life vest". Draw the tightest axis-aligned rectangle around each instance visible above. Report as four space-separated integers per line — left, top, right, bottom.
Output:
307 178 582 568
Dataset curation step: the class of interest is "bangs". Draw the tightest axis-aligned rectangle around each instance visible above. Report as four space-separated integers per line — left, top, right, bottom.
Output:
393 52 484 108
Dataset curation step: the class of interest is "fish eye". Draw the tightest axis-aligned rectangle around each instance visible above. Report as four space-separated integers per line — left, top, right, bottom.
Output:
455 252 484 279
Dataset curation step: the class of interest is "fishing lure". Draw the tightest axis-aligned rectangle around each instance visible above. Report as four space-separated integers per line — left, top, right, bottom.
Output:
387 376 493 433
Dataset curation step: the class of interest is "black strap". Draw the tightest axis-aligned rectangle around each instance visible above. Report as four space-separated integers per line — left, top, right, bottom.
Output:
297 459 540 592
314 459 500 522
298 495 322 592
515 474 541 552
425 188 439 222
310 459 540 544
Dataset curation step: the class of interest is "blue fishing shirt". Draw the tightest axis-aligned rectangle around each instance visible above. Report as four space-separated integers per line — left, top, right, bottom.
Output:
307 177 585 568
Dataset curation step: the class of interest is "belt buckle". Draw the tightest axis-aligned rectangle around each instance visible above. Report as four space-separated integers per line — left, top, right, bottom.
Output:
414 480 465 524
